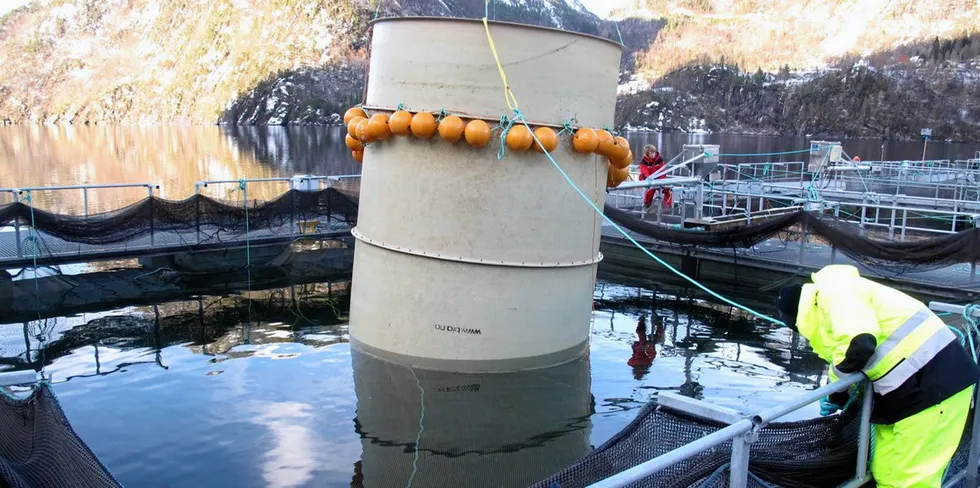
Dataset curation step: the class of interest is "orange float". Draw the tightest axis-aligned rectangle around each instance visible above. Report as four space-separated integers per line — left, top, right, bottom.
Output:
438 115 465 143
609 165 630 187
343 107 367 125
595 130 614 156
606 165 615 188
389 110 413 136
464 119 491 148
611 150 633 170
572 128 599 153
410 112 437 139
347 116 366 138
352 149 364 163
608 136 629 162
506 125 533 152
533 127 558 153
345 134 362 151
355 118 375 143
367 113 391 140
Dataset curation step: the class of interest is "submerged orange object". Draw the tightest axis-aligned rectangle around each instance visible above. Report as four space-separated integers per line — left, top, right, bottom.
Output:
411 112 437 139
352 149 364 163
368 113 391 140
347 116 366 138
389 110 413 136
506 125 533 152
595 130 614 156
533 127 558 153
343 107 367 125
606 164 615 188
356 118 375 143
464 119 491 148
438 115 465 143
572 128 598 153
345 134 362 151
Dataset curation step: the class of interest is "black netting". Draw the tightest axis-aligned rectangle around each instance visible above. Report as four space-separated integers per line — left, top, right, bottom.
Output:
604 205 980 272
532 401 862 488
0 384 120 488
0 188 358 247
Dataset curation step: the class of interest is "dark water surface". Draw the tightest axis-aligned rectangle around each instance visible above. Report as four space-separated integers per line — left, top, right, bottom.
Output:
1 272 827 488
2 125 977 213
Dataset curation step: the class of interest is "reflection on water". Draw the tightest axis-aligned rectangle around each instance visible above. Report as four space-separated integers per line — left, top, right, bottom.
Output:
3 125 978 215
0 125 360 213
0 276 830 487
352 350 592 488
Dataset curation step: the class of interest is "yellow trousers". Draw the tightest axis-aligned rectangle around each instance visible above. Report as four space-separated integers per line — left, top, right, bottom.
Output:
870 386 974 488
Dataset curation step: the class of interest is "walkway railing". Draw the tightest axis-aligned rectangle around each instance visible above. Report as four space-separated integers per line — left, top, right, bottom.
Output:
589 301 980 488
0 176 358 267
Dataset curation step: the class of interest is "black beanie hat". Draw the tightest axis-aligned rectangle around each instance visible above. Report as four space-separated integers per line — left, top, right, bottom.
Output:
776 284 803 325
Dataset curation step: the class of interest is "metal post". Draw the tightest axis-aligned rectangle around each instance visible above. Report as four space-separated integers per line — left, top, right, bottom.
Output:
831 206 839 264
971 261 977 285
13 192 22 259
695 183 704 221
888 196 897 240
722 192 728 216
900 209 908 241
148 189 155 247
860 197 867 229
966 384 980 488
82 187 89 217
952 201 959 233
729 432 755 488
798 217 808 265
855 379 873 480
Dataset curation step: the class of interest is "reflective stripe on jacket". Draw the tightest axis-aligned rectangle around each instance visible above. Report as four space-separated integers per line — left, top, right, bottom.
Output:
796 265 980 424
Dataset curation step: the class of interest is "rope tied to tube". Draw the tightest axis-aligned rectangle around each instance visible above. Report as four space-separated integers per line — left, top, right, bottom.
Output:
557 117 577 136
496 114 516 160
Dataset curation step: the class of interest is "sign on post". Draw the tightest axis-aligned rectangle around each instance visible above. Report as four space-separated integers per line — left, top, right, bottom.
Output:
920 128 932 161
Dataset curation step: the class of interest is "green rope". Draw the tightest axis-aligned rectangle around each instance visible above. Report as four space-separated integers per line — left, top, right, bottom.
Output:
615 23 624 45
396 102 404 111
513 109 784 326
496 114 515 160
557 117 577 136
435 109 447 122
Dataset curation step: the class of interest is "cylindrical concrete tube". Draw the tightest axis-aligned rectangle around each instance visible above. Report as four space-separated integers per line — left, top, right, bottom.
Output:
350 18 622 372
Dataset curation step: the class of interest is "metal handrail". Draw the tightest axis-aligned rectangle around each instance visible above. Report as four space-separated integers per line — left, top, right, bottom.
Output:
587 374 868 488
591 301 980 488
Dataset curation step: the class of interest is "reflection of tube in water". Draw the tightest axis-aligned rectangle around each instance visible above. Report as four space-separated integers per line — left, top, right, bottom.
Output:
351 350 593 487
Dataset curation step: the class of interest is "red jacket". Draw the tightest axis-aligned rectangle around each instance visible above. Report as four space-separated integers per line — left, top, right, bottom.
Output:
639 153 665 181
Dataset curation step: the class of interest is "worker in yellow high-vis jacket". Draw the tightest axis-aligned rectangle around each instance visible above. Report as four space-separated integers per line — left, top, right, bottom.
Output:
776 265 980 488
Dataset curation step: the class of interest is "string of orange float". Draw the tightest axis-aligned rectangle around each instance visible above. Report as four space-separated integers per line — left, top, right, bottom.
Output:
341 106 635 188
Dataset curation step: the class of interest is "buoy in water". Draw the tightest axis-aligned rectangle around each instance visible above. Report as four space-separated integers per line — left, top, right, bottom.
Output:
438 115 465 143
506 125 533 152
411 112 437 139
368 114 391 140
464 119 491 148
572 128 598 153
389 110 413 136
533 127 558 153
595 130 614 157
344 107 367 125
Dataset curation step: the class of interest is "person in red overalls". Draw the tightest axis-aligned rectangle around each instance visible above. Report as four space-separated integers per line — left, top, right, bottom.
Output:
638 145 672 212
